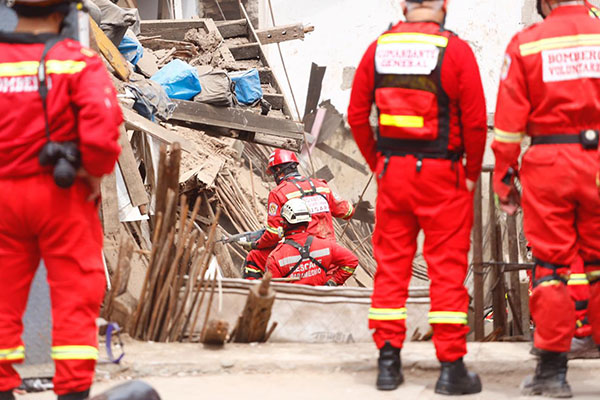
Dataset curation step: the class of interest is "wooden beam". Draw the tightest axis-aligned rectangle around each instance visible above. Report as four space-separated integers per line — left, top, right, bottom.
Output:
140 20 207 41
170 100 304 140
472 178 484 341
256 23 312 45
316 142 369 175
228 43 260 60
89 18 130 81
101 170 120 234
257 67 274 85
121 106 195 153
215 19 248 39
263 93 284 110
118 126 148 207
304 63 327 119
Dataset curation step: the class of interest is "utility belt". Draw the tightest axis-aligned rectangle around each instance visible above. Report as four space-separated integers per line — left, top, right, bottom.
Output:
530 130 599 150
378 150 462 178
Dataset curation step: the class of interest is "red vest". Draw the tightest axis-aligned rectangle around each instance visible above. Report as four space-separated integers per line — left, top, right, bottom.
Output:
374 26 457 159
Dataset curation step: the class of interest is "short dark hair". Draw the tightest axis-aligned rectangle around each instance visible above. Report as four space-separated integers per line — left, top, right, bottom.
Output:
13 3 70 17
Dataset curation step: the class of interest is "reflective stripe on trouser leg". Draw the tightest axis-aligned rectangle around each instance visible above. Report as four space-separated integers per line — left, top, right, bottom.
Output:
369 308 407 321
428 311 468 325
51 346 98 361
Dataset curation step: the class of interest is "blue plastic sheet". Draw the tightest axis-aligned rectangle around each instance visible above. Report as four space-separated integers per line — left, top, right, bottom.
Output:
230 68 263 105
150 59 202 100
118 35 143 66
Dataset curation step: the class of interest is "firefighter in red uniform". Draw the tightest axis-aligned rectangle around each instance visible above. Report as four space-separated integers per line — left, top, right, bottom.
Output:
493 0 600 396
265 198 358 286
348 0 486 395
243 149 355 280
0 1 122 399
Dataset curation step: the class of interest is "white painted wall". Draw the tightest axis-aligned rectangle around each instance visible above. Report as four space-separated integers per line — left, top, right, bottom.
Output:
259 0 535 118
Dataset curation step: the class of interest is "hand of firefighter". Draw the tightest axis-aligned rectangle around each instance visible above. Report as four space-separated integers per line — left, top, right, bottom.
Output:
77 169 102 203
240 241 257 251
496 185 521 216
466 178 476 192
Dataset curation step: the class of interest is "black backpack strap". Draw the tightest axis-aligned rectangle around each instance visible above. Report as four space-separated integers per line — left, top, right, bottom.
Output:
282 236 327 277
38 37 64 141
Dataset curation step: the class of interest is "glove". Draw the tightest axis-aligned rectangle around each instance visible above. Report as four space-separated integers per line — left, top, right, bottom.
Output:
324 280 338 287
240 241 257 251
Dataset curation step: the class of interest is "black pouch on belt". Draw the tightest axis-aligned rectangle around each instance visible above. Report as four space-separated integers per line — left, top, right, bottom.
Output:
580 129 599 150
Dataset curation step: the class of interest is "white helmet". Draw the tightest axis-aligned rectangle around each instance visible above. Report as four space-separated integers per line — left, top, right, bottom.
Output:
281 198 312 225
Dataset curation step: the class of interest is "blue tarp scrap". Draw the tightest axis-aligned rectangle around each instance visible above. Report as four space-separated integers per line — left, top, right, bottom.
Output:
150 59 202 101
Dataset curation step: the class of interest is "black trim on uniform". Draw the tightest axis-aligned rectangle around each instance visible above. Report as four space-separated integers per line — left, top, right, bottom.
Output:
532 257 569 288
575 300 589 311
584 259 600 267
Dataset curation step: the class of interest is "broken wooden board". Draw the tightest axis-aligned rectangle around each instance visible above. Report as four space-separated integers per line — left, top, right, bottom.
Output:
121 106 196 153
89 18 130 82
170 100 304 141
100 170 120 235
118 126 148 208
140 20 207 41
256 23 314 45
316 142 369 175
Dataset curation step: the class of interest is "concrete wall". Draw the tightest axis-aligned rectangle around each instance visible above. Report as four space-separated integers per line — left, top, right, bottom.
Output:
258 0 541 118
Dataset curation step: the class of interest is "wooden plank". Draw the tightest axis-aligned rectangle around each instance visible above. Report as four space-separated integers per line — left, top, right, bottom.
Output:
304 62 327 119
140 19 207 41
472 177 484 341
263 93 284 110
256 23 311 45
229 43 260 60
89 18 130 81
489 173 507 337
121 106 195 153
507 214 522 336
170 100 304 140
215 19 248 39
316 142 369 175
101 170 120 235
118 126 148 207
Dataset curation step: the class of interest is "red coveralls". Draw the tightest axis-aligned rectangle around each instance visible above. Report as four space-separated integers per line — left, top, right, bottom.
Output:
493 5 600 352
348 22 486 362
243 175 354 279
0 32 122 394
265 229 358 286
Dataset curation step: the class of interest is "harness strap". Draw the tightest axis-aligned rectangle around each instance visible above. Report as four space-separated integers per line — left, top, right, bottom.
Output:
532 257 569 288
282 236 327 278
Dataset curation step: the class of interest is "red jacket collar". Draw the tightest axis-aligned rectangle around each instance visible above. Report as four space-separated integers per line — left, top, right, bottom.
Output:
549 4 591 17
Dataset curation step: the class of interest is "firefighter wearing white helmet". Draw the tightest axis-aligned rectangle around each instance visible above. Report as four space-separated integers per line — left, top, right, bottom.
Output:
0 1 122 399
265 198 359 287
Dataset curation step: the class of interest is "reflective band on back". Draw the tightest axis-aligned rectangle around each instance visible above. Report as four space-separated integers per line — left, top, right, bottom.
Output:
51 345 98 360
568 273 589 286
428 311 468 325
0 60 86 77
368 307 407 321
378 33 449 48
494 128 525 143
520 34 600 56
0 346 25 361
380 114 424 128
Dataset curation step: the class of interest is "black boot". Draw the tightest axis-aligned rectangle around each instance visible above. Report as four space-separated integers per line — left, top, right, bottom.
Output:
57 389 90 400
435 358 482 395
0 391 14 400
521 351 572 398
376 342 403 390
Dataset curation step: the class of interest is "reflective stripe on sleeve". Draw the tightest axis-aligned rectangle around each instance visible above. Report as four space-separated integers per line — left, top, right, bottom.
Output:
378 33 449 48
51 345 98 360
428 311 468 325
380 114 425 129
519 34 600 56
342 203 354 219
341 266 356 274
537 280 564 288
0 60 86 77
0 346 25 362
368 307 407 321
494 128 525 144
265 226 283 237
568 273 589 286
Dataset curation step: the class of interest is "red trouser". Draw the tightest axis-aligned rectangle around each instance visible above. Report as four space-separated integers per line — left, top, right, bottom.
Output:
369 156 472 362
243 248 271 279
568 257 592 338
0 175 106 395
521 144 600 352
